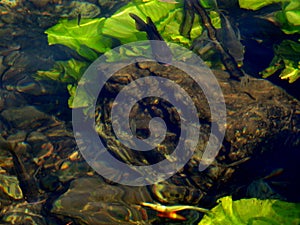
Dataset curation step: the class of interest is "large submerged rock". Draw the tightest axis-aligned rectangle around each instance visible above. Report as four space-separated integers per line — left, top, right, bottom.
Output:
91 62 300 206
0 59 299 224
51 176 152 224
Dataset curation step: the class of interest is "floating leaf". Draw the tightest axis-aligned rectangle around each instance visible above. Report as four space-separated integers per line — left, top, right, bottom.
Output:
199 196 300 225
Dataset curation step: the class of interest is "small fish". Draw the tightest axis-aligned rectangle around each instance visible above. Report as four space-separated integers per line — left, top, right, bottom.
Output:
129 13 172 64
141 202 209 221
263 168 284 180
216 12 244 66
0 44 21 56
142 202 209 213
77 13 81 26
184 0 245 79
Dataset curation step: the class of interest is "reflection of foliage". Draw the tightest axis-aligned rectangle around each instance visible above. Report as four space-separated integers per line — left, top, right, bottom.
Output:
239 0 300 83
198 196 300 225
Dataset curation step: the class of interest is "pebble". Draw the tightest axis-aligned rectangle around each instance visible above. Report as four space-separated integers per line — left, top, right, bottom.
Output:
0 174 23 200
60 1 101 18
0 89 26 112
0 106 50 129
51 176 152 224
0 0 22 8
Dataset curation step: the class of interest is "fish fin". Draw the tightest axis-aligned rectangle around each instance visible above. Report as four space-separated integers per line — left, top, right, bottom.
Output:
130 13 164 42
145 16 164 40
235 26 242 40
146 16 156 28
215 28 221 41
129 13 147 32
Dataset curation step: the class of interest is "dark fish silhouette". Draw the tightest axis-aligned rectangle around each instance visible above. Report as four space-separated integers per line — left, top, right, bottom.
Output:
129 13 172 64
181 0 245 80
77 13 81 26
217 12 244 66
180 0 195 39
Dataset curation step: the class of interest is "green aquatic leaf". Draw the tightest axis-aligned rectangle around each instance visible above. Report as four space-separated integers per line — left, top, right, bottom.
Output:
199 0 218 9
41 0 220 110
210 10 221 29
102 0 180 43
274 39 300 56
104 43 151 62
157 7 203 46
44 0 210 59
198 196 300 225
276 0 300 34
261 40 300 83
45 18 112 60
67 84 91 108
67 84 95 117
238 0 287 10
279 59 300 83
260 56 284 77
238 0 300 34
157 8 189 43
102 0 216 47
36 59 89 83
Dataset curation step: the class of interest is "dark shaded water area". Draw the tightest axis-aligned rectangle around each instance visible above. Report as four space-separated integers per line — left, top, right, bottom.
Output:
0 0 300 224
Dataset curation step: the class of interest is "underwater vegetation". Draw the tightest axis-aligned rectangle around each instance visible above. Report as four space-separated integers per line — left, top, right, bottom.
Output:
1 1 299 224
198 196 300 225
36 0 222 107
239 0 300 83
138 196 300 224
37 0 300 108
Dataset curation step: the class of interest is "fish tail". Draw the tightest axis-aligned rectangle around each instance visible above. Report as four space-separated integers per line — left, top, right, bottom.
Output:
129 13 147 32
